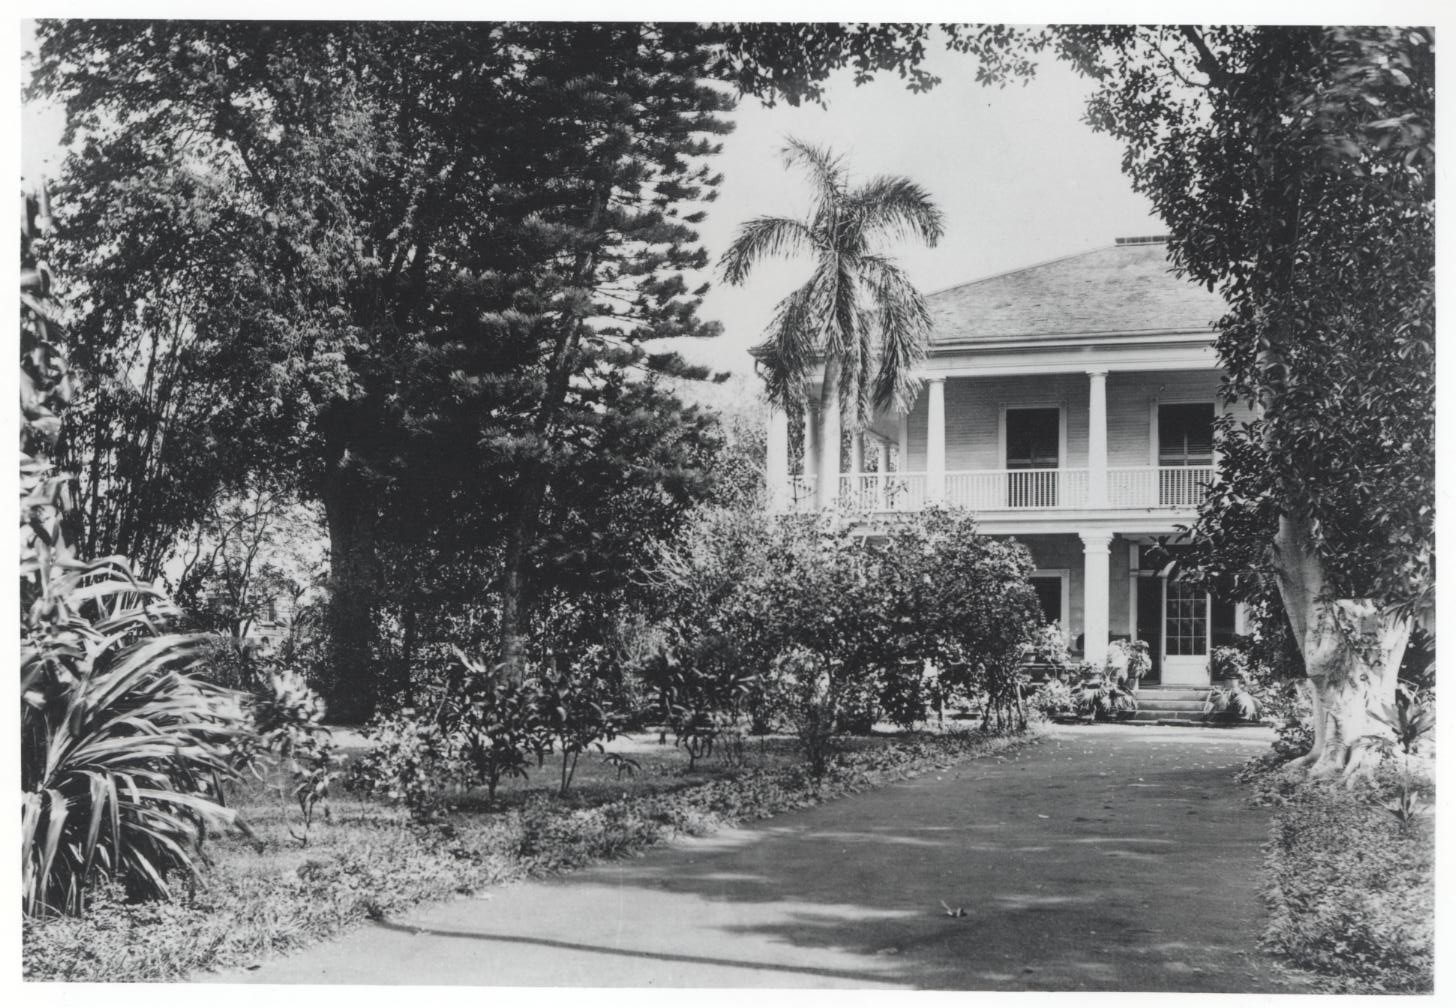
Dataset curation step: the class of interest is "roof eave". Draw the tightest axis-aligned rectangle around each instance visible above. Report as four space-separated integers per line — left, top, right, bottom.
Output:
927 326 1217 354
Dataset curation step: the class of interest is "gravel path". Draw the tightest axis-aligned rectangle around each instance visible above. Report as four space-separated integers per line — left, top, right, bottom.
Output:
210 724 1313 991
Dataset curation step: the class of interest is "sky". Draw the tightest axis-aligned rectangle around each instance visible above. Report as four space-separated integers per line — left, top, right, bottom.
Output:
686 40 1160 376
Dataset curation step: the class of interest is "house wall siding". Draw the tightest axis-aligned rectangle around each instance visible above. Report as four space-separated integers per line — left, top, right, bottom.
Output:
1012 533 1131 653
901 368 1242 471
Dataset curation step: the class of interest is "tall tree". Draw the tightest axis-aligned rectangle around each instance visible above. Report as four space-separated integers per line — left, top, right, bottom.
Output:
718 138 943 489
1038 26 1434 779
32 22 734 716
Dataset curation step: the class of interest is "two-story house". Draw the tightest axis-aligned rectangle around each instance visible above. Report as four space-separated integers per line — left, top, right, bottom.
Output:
764 236 1249 687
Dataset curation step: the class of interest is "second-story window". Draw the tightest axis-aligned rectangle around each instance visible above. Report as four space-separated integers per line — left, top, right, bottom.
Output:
1158 403 1215 507
1158 403 1214 467
1006 407 1060 469
1006 407 1060 507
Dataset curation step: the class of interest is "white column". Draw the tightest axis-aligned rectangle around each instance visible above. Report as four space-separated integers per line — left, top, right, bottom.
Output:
766 404 789 512
1087 368 1108 507
1081 531 1113 667
816 399 841 509
896 412 910 472
926 377 946 503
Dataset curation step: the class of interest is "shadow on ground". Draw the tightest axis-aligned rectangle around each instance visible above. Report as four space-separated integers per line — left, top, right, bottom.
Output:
218 726 1312 991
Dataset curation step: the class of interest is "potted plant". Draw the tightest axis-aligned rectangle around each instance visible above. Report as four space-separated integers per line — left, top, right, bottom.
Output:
1210 644 1249 685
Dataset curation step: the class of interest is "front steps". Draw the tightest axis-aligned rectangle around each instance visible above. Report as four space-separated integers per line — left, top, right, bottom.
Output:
1130 686 1213 725
1114 685 1266 727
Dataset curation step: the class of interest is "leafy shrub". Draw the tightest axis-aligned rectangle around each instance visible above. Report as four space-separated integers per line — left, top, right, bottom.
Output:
1027 678 1074 719
233 664 340 843
646 506 1042 745
1063 673 1137 721
1024 622 1071 667
1107 638 1151 685
1210 643 1252 681
1204 678 1262 722
348 711 461 819
537 654 628 797
645 636 756 769
453 652 550 801
1272 715 1314 763
769 648 843 780
1263 779 1433 992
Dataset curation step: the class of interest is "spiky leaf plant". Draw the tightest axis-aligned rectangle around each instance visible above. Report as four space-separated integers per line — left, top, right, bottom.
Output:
21 584 246 915
21 185 248 916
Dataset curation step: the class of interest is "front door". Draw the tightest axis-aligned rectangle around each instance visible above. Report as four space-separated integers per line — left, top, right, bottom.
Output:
1006 407 1059 507
1161 578 1209 685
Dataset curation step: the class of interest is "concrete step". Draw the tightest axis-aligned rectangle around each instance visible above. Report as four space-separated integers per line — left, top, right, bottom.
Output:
1129 709 1207 723
1135 699 1209 714
1135 688 1211 703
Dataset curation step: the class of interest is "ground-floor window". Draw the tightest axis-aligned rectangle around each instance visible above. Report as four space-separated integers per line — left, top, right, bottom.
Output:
1030 575 1063 625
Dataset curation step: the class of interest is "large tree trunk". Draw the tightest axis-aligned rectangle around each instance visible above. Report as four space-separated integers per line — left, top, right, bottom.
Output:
496 475 546 684
321 466 380 724
1273 516 1411 782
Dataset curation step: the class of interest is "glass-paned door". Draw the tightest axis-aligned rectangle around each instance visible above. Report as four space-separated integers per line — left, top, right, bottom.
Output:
1162 578 1209 684
1006 407 1059 507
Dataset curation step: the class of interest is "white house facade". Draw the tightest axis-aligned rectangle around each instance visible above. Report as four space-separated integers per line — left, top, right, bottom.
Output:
764 236 1250 687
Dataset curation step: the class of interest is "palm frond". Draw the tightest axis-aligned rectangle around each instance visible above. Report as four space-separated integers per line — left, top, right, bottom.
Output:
750 282 819 407
781 136 847 207
850 175 946 247
717 216 819 286
848 306 879 431
861 255 932 413
821 256 860 362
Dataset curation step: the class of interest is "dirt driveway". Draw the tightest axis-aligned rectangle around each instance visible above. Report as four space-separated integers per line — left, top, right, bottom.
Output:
211 724 1312 991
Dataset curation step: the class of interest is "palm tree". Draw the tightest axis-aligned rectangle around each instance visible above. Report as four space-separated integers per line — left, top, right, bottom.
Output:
719 138 944 495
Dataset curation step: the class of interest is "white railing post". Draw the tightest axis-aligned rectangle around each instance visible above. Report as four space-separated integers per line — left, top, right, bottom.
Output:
926 377 946 504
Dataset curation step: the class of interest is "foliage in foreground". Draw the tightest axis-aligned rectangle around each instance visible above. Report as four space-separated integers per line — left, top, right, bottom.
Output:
646 505 1043 749
22 186 252 917
23 726 1042 981
1256 770 1433 993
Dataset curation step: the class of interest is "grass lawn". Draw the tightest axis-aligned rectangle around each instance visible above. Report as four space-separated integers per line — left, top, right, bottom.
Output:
24 721 1038 982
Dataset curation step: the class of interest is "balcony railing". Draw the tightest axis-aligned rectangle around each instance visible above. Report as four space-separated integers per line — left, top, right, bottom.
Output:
946 468 1088 510
780 465 1215 513
1106 465 1216 508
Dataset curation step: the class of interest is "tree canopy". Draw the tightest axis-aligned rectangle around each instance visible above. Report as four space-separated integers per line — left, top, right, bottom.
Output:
31 21 742 717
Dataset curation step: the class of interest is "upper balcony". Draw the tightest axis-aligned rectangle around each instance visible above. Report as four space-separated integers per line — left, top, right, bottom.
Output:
765 365 1237 533
782 465 1215 514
